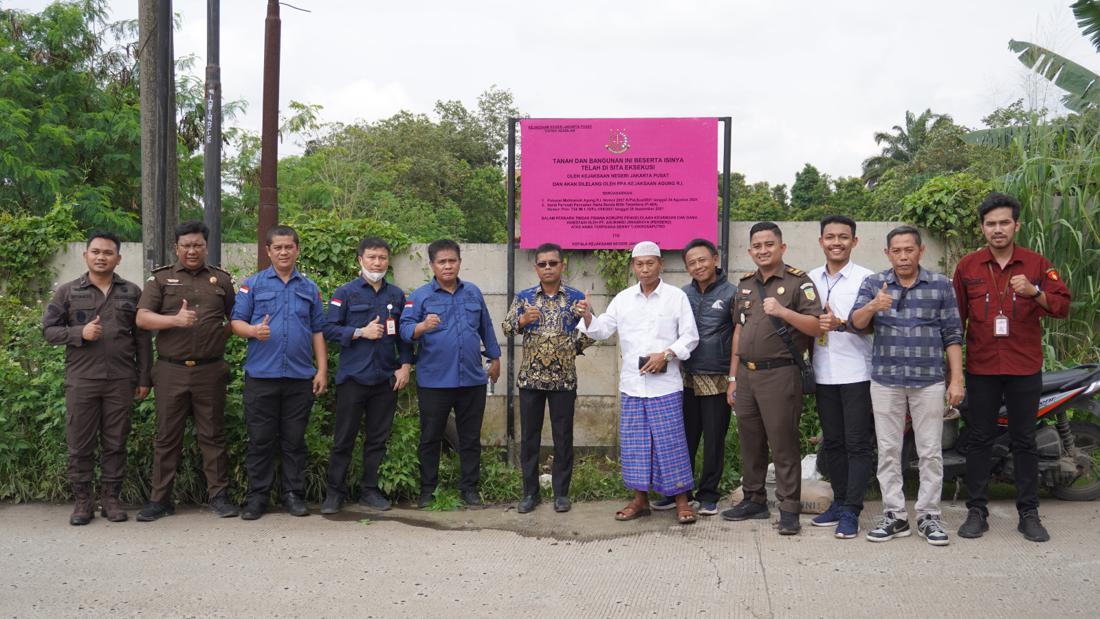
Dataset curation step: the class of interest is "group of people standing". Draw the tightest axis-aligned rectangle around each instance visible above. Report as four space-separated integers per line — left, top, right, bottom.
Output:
44 191 1069 546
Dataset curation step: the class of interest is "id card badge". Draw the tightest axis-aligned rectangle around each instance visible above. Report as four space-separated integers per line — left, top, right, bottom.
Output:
386 317 396 336
994 313 1009 337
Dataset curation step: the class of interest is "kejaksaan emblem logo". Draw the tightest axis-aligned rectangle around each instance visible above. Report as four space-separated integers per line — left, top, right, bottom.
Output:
606 129 630 154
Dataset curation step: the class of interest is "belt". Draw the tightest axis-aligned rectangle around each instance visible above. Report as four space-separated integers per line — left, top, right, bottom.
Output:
159 356 220 367
740 358 796 371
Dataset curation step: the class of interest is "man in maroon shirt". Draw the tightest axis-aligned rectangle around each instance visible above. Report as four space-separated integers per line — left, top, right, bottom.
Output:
952 192 1070 543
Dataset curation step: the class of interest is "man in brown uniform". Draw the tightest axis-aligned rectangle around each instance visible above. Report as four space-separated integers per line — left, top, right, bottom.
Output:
43 232 152 525
722 221 822 535
135 221 238 520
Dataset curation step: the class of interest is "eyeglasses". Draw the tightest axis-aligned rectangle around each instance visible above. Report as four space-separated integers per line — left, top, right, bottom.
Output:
536 260 561 268
178 243 207 251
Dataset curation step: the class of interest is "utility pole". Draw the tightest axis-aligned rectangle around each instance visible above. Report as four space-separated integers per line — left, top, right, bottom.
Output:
257 0 281 269
139 0 178 275
204 0 222 266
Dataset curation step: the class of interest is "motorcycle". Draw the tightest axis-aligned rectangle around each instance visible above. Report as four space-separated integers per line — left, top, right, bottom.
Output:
818 364 1100 501
937 364 1100 501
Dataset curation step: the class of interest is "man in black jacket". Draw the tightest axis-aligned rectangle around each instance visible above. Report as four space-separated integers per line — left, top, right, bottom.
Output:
672 238 737 515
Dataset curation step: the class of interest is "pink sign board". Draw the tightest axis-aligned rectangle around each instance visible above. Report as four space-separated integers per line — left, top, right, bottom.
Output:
520 117 718 250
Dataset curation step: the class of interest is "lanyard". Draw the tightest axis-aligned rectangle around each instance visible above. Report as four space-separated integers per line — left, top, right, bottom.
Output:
986 262 1014 316
821 268 843 305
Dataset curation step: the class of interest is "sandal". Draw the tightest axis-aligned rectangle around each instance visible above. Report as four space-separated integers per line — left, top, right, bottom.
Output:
615 501 652 521
677 505 697 525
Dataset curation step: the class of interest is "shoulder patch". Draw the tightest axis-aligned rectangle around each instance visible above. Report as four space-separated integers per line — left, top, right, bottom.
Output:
785 265 805 276
1046 268 1060 281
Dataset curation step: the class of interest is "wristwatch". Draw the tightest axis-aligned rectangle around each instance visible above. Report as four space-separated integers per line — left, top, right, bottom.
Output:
663 351 674 362
836 319 848 332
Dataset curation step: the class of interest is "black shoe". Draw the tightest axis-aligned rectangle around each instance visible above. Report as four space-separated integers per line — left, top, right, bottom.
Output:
283 492 309 517
721 499 769 521
517 494 540 514
240 500 266 521
417 489 435 509
136 501 175 522
320 493 344 515
957 508 988 539
209 491 239 518
359 489 392 511
461 490 485 509
554 496 572 513
1018 510 1050 542
777 510 801 535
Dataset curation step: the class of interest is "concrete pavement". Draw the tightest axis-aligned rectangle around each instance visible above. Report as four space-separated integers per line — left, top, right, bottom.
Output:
2 498 1098 617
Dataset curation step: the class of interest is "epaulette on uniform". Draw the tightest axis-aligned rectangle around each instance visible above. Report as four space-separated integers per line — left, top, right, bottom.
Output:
739 271 756 280
785 265 805 277
151 265 171 273
210 264 232 276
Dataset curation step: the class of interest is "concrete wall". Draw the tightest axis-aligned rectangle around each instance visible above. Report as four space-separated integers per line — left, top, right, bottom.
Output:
50 222 944 447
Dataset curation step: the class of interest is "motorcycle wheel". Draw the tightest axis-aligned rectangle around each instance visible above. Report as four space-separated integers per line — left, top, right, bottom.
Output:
1052 421 1100 501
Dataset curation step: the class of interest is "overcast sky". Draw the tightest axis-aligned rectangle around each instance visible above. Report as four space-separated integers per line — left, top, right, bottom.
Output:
10 1 1098 187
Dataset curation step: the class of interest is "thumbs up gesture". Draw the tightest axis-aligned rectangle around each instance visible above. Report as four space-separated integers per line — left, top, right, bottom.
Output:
362 315 385 340
253 314 271 340
175 299 197 328
819 303 842 332
868 281 893 313
519 303 541 328
574 294 590 318
82 315 103 341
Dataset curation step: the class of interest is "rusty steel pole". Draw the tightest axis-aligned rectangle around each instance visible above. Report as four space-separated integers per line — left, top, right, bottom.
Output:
257 0 281 269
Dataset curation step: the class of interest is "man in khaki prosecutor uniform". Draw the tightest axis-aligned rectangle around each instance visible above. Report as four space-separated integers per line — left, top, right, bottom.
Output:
722 221 822 535
42 232 152 525
134 221 239 521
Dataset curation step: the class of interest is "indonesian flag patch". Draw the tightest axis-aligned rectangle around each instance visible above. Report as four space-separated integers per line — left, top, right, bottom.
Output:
330 298 343 307
239 285 250 294
404 300 414 309
1046 268 1060 281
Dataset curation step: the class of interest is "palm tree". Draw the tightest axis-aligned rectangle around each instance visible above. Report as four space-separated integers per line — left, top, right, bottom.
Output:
861 109 954 187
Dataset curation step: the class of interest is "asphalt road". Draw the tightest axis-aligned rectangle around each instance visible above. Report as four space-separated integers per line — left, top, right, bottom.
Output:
2 498 1098 617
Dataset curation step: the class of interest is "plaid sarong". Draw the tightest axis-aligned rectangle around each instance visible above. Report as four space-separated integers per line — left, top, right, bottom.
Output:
619 391 695 495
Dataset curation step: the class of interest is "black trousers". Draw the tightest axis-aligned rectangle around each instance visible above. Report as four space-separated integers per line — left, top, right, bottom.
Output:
682 388 731 503
519 388 576 497
326 378 398 498
816 381 874 513
417 385 485 493
243 376 314 504
964 371 1042 515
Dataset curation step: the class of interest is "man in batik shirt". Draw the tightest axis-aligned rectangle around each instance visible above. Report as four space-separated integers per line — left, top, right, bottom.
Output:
503 243 593 514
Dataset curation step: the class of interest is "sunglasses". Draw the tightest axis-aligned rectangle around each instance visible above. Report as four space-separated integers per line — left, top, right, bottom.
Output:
536 260 561 268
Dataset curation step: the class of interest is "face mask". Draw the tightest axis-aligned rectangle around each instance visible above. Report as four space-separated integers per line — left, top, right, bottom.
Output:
362 269 386 283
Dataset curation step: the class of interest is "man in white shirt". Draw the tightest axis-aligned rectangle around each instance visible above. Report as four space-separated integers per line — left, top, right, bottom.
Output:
578 241 700 524
808 215 875 539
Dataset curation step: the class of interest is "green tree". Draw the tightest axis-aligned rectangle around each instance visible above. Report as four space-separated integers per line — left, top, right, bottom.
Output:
861 109 954 187
0 1 141 237
790 163 832 218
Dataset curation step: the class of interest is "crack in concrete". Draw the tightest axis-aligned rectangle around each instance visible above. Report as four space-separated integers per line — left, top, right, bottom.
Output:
693 535 724 592
752 528 774 619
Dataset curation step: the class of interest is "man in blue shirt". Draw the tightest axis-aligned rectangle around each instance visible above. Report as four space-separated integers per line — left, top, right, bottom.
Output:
400 239 501 509
851 225 964 546
320 236 413 515
231 225 328 520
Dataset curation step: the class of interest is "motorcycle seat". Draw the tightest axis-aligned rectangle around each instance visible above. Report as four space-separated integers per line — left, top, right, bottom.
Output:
1041 364 1099 392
